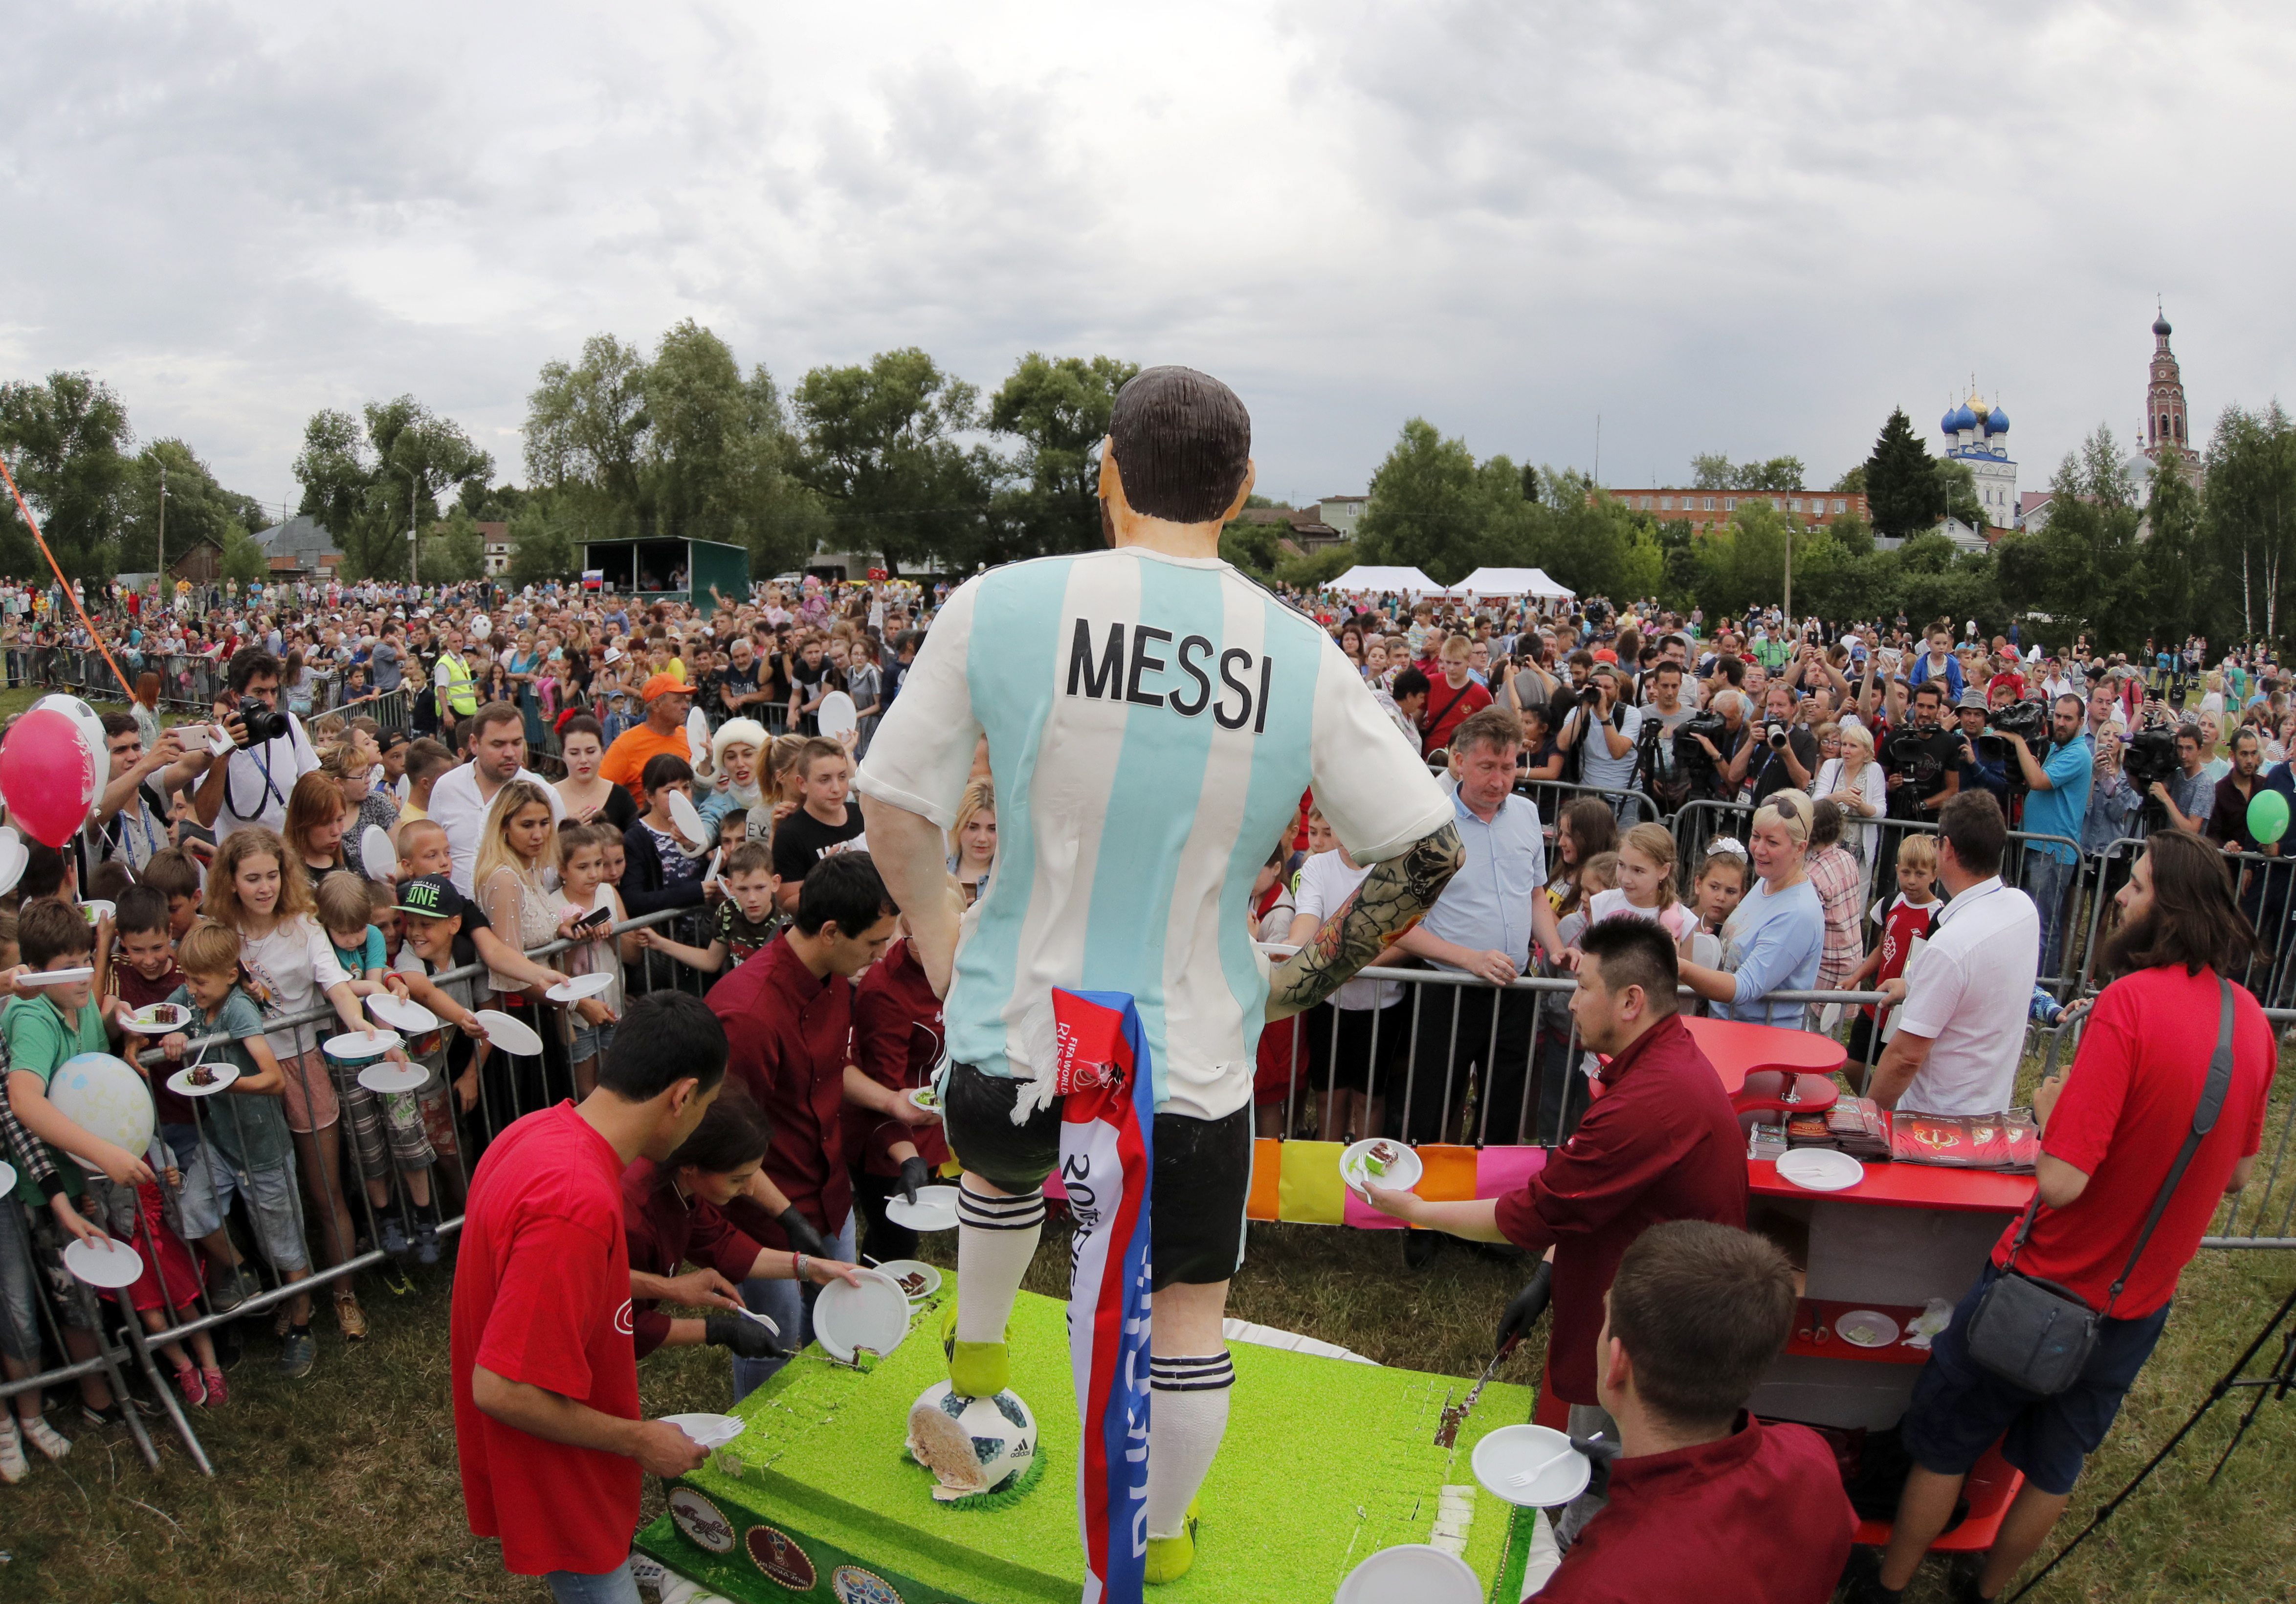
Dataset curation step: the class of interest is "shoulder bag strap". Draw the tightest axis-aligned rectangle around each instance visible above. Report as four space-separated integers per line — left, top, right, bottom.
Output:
2099 977 2238 1315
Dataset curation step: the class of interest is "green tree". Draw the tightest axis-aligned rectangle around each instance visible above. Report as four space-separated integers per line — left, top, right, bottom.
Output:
988 354 1139 559
1691 453 1805 491
1832 465 1868 497
1355 420 1536 584
526 334 650 517
1864 408 1945 538
118 438 271 574
793 348 995 573
506 496 581 587
2201 402 2296 644
0 371 132 580
422 508 486 585
291 399 491 582
218 522 269 585
1275 543 1359 590
2143 452 2206 643
1218 516 1285 578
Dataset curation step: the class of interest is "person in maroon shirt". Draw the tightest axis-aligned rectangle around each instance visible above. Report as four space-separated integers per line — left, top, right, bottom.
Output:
1417 633 1494 757
705 852 935 1395
620 1090 863 1360
849 931 951 1263
1368 918 1747 1536
451 990 722 1604
1540 1221 1853 1604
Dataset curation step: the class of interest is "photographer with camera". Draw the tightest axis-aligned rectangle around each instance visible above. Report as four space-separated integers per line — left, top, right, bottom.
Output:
2000 695 2093 981
2148 723 2215 835
1721 682 1814 810
1952 691 2011 807
1635 661 1698 813
1559 661 1642 810
190 646 322 841
1881 681 1962 823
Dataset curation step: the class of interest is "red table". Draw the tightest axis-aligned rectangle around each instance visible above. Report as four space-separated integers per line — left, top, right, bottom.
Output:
1682 1015 1848 1096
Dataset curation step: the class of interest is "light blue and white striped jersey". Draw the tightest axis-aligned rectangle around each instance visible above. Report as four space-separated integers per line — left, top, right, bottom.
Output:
856 547 1451 1120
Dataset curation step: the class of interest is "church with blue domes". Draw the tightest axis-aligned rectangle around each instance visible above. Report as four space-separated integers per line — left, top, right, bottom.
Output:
1939 393 2017 530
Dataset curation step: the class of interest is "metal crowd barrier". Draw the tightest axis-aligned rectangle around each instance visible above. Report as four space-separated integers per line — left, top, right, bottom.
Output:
0 898 719 1475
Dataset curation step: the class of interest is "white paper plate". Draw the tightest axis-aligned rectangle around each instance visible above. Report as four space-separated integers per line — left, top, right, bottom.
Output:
874 1259 943 1301
546 971 614 1003
17 967 94 988
905 1086 940 1116
322 1029 401 1060
884 1183 961 1233
64 1237 145 1290
817 690 858 742
79 899 116 925
814 1269 910 1362
665 789 709 855
661 1411 746 1450
472 1008 544 1056
0 832 26 899
1334 1543 1485 1604
1471 1423 1591 1509
1340 1139 1423 1196
684 706 710 765
122 1002 196 1035
1836 1310 1901 1349
166 1064 239 1099
357 1062 429 1095
0 1160 14 1195
367 993 438 1034
1775 1148 1866 1193
361 825 397 883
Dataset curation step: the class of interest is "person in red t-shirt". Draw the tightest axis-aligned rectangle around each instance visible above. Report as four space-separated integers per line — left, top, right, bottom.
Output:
1417 633 1493 757
1538 1222 1851 1603
451 990 728 1604
1856 833 2277 1604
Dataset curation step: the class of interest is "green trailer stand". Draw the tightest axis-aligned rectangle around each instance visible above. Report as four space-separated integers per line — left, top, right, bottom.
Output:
637 1289 1541 1604
581 536 751 604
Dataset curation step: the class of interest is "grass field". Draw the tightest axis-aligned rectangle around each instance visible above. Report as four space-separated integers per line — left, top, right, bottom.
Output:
0 677 2291 1601
0 1216 2289 1604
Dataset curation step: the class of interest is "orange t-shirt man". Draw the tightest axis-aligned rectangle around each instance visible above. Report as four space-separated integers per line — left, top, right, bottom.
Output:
599 675 695 806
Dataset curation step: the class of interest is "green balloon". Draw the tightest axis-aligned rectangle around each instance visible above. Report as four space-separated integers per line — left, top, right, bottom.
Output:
2248 788 2290 847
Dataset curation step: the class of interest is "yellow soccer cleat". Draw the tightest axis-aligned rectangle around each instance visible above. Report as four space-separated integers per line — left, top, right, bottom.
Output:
1144 1498 1201 1585
939 1299 1011 1398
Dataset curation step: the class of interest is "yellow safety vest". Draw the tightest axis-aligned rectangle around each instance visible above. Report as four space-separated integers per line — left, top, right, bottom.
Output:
437 651 478 715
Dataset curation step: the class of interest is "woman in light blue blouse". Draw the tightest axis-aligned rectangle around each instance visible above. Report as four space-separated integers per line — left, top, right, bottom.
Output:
1678 789 1826 1027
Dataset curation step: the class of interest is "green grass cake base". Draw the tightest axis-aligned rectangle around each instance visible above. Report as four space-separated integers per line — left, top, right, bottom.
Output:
638 1288 1537 1604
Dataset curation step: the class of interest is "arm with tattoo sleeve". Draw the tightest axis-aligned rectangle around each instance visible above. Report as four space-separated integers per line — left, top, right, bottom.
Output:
1265 823 1464 1020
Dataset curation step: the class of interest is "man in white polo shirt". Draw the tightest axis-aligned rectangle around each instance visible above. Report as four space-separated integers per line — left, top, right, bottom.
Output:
428 701 567 896
1869 790 2039 1114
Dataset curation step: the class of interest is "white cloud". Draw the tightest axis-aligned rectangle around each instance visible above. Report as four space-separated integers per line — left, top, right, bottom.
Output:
3 0 2290 515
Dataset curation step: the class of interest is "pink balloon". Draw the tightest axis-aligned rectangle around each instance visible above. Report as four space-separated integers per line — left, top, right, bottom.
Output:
0 708 102 847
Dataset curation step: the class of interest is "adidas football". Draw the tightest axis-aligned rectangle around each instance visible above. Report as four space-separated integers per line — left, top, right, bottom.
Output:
906 1381 1038 1500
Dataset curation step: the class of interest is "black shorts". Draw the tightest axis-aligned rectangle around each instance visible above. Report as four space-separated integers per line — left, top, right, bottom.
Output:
1310 998 1410 1094
943 1061 1252 1292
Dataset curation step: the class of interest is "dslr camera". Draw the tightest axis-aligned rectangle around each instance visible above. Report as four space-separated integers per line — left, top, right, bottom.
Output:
235 696 291 747
1764 720 1792 751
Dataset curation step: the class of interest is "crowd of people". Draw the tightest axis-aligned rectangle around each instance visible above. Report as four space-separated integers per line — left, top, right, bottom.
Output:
0 542 2280 1604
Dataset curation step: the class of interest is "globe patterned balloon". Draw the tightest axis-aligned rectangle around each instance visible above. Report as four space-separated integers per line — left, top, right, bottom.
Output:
45 1053 154 1157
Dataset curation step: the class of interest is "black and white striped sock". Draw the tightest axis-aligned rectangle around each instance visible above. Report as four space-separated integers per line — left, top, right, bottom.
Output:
1148 1351 1235 1538
953 1182 1045 1347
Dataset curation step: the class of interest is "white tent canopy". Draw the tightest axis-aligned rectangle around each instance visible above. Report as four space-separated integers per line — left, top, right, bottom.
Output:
1323 564 1445 597
1451 566 1576 599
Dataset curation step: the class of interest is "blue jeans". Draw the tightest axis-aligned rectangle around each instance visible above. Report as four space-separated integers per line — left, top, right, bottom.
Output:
544 1559 640 1604
732 1209 855 1400
2024 850 2077 982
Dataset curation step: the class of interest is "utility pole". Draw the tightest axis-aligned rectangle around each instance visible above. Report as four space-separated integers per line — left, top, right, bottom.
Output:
155 463 167 583
408 467 419 589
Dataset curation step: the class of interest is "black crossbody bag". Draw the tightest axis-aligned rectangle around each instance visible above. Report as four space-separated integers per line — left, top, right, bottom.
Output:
1963 978 2235 1396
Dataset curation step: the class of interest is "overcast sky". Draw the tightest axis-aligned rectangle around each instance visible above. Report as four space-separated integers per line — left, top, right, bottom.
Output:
5 1 2291 519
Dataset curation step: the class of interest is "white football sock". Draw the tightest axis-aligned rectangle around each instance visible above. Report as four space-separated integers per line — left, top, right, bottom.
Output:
954 1182 1044 1347
1147 1352 1234 1539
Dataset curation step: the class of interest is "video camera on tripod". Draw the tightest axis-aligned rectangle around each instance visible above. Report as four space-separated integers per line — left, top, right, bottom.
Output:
1977 698 2049 766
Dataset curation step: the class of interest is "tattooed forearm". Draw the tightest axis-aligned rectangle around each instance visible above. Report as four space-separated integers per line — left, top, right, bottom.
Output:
1265 822 1463 1020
